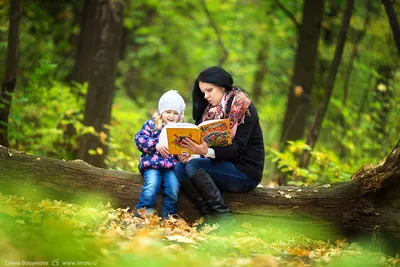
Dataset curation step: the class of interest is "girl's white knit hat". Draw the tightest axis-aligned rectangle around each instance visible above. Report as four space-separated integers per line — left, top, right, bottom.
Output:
158 90 186 115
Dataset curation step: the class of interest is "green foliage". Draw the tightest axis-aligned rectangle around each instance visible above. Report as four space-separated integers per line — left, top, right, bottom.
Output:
106 91 148 172
9 80 86 159
267 140 353 185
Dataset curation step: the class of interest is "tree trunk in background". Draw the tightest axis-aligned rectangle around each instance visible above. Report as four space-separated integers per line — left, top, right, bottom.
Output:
252 39 269 105
373 65 393 137
339 0 371 158
77 0 124 168
0 0 22 147
381 0 400 55
279 0 324 146
342 0 371 106
69 0 94 89
1 140 400 248
276 0 324 185
54 1 87 160
298 0 354 170
314 0 339 98
357 74 373 126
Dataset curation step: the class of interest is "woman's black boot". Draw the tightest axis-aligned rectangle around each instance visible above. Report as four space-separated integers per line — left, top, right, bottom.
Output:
179 178 212 222
190 169 236 229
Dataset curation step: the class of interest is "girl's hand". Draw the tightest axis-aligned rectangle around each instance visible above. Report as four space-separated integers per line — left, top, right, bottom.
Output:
156 143 170 157
178 152 193 164
181 138 208 156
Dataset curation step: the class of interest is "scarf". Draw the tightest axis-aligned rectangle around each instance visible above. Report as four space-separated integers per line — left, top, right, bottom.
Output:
201 87 251 138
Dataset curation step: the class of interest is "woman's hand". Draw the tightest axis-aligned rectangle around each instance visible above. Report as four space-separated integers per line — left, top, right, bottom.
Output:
178 152 193 164
156 143 170 157
181 138 208 156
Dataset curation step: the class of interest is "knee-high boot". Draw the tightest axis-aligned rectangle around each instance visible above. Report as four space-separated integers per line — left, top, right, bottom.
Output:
179 178 212 220
190 169 235 225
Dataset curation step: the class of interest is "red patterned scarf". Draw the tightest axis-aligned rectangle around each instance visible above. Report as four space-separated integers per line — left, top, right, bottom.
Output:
201 87 251 138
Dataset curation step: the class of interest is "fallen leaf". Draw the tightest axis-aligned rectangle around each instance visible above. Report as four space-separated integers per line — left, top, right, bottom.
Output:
166 235 196 244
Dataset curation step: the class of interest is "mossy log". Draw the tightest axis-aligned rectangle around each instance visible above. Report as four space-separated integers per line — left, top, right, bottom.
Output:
0 141 399 242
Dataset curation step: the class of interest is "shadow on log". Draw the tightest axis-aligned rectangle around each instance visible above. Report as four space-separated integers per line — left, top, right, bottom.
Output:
0 141 399 245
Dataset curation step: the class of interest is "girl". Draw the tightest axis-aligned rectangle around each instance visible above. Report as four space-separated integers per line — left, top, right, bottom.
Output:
134 90 185 219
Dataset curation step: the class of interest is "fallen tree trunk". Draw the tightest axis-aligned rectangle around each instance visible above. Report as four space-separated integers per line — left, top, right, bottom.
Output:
0 141 399 241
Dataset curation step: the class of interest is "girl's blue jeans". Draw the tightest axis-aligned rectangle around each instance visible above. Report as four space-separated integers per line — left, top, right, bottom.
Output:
174 158 258 193
135 168 180 219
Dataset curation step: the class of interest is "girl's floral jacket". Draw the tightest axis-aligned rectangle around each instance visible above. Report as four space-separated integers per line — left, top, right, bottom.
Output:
135 119 179 174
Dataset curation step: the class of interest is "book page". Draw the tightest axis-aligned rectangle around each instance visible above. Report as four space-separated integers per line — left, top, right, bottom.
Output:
198 119 227 127
165 125 201 155
159 123 198 149
165 122 197 128
198 119 232 147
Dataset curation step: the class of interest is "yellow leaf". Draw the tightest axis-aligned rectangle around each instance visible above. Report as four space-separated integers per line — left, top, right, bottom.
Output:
99 131 108 143
103 124 111 130
294 85 304 96
96 147 103 155
288 247 310 257
376 83 387 92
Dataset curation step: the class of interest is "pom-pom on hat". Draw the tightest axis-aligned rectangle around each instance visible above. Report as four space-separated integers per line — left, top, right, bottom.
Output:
158 90 186 115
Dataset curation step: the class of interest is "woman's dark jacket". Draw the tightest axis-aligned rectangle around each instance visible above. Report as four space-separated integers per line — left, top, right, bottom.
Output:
212 103 265 182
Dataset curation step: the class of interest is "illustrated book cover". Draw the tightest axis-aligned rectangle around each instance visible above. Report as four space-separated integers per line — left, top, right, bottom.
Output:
159 119 232 155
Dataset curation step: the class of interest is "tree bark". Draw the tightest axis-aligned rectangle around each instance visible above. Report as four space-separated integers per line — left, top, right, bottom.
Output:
279 0 324 147
342 0 371 106
70 0 93 88
372 65 394 136
337 0 371 158
313 0 339 107
276 0 324 185
298 0 354 170
77 0 124 168
1 140 399 240
381 0 400 55
272 0 300 30
0 0 22 147
251 39 269 105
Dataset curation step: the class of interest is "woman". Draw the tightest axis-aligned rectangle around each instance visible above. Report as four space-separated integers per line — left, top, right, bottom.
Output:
174 66 265 224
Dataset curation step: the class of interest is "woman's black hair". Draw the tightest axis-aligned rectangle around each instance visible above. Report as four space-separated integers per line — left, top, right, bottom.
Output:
192 66 234 124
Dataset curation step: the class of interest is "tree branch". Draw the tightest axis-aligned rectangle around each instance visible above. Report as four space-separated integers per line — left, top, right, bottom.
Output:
382 0 400 55
272 0 300 30
200 0 229 66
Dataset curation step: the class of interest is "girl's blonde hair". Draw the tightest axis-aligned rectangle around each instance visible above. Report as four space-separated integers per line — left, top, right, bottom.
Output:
151 111 184 131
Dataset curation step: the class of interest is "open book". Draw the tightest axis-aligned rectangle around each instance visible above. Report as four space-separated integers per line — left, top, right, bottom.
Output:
159 119 232 155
